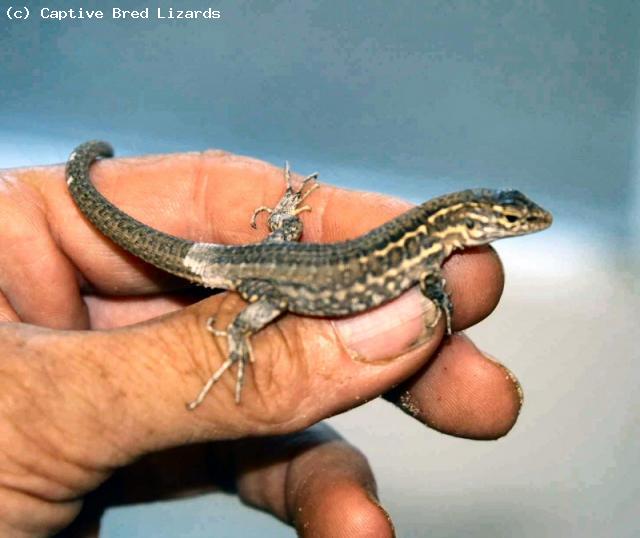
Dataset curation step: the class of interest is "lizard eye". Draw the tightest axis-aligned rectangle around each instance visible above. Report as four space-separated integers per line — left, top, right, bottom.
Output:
465 218 475 229
505 214 519 224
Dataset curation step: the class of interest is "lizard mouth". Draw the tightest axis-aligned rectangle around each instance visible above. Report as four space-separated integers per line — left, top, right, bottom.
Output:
526 208 553 229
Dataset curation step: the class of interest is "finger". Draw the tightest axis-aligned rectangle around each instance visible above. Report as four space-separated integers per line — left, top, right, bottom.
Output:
6 152 502 331
0 280 437 475
376 245 518 440
13 151 321 295
83 288 213 329
51 427 392 537
0 221 507 457
0 267 505 531
0 296 414 536
0 292 20 323
235 424 394 537
13 151 498 299
385 333 522 440
0 172 89 328
7 152 504 335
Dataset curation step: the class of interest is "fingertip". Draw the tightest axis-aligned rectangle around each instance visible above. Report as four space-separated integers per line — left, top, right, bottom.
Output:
234 426 394 536
295 483 395 538
472 352 523 438
284 436 393 538
387 333 522 440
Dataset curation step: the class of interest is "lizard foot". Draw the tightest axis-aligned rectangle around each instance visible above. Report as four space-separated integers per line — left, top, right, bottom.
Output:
419 272 453 336
188 299 284 409
250 161 319 242
206 315 256 363
187 320 254 409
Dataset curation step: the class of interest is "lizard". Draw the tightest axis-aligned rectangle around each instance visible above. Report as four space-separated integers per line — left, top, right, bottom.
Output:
65 140 553 409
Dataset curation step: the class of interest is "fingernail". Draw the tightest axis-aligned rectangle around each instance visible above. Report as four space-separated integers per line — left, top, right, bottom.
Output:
333 287 439 361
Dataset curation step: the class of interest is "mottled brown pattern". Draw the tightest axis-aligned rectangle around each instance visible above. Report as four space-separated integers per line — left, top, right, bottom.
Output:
66 141 553 405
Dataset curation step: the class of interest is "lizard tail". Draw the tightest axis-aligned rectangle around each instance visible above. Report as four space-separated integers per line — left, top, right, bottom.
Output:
66 140 219 281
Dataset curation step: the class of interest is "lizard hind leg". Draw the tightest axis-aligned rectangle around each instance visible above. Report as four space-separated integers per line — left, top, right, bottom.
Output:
187 292 286 409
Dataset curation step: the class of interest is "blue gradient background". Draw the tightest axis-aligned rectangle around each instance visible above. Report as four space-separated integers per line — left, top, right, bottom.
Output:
1 2 638 537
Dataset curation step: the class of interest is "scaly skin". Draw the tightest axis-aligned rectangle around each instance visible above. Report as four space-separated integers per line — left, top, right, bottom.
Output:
66 140 552 406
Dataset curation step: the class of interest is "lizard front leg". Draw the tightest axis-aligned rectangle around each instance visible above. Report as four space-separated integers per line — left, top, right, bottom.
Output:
187 289 286 408
251 161 319 243
419 270 453 336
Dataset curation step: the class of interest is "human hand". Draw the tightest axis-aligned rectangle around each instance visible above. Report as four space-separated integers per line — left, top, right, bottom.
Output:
0 149 521 536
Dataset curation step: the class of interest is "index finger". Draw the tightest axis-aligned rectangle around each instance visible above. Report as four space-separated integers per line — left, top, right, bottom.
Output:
5 149 504 334
21 149 415 294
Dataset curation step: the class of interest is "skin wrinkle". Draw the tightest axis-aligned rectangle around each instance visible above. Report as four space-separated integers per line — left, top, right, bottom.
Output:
19 369 85 485
0 150 528 535
208 296 293 430
319 186 339 242
42 353 105 456
0 463 77 512
39 211 90 329
273 316 310 399
0 292 20 322
63 334 144 466
37 356 119 482
248 349 300 432
0 426 49 498
191 152 212 241
0 487 76 537
166 308 211 379
255 323 290 413
170 297 273 435
274 317 356 432
171 307 241 420
2 404 93 501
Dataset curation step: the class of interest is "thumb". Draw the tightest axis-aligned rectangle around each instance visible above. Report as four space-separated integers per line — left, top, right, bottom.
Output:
0 285 441 474
111 286 441 454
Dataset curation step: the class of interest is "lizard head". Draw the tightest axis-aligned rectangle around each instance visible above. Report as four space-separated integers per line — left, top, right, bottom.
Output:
430 188 553 254
460 188 553 243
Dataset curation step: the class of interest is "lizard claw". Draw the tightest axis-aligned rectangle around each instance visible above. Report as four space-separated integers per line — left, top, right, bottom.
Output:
189 324 252 408
292 204 312 216
206 316 228 337
250 206 273 229
297 177 319 202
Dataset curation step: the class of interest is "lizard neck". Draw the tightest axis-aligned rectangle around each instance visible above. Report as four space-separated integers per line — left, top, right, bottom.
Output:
419 194 489 257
